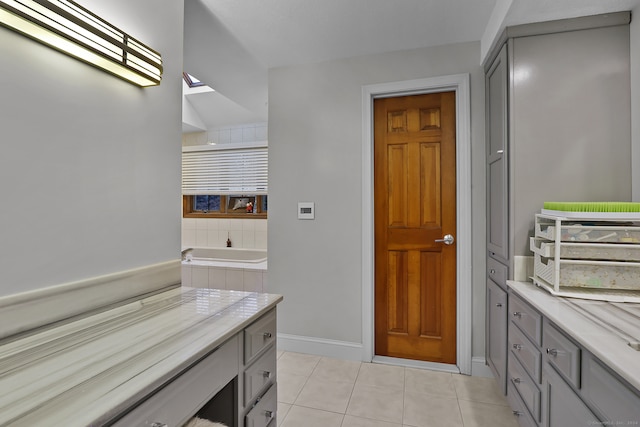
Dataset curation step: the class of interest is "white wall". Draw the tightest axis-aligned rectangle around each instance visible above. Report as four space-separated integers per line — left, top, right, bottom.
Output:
0 0 184 298
268 42 487 359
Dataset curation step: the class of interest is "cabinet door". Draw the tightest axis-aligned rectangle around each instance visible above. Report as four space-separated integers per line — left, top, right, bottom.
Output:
542 366 599 427
487 278 508 394
486 44 509 262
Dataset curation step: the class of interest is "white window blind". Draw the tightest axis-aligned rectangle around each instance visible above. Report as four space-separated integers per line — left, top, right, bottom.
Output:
182 146 268 195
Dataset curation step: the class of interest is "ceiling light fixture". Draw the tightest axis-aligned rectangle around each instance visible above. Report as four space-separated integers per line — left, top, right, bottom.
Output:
0 0 162 87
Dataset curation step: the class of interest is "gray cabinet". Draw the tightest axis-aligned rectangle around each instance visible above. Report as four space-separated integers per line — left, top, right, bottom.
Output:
507 288 640 427
485 12 631 400
486 43 509 264
487 277 508 394
542 365 598 427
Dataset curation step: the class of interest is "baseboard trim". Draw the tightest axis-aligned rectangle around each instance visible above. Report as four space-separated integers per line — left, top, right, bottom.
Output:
0 260 181 340
277 333 363 361
471 356 494 378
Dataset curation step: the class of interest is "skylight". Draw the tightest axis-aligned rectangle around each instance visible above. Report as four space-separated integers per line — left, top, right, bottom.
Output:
183 72 205 88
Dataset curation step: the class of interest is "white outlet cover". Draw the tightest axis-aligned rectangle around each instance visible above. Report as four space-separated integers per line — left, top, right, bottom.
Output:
298 202 315 219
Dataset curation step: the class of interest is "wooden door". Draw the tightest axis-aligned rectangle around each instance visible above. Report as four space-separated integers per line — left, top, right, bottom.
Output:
374 92 456 363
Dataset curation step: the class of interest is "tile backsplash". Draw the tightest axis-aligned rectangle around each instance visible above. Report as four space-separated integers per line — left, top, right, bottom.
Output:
182 218 267 249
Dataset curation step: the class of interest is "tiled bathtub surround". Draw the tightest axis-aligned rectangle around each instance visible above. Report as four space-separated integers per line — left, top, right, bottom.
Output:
182 218 267 250
182 265 268 293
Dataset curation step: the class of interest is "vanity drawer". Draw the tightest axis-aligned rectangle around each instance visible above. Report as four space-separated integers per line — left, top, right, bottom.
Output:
509 293 542 346
245 310 277 364
507 381 538 427
245 384 277 427
508 354 541 421
509 322 542 384
244 345 277 406
582 353 640 423
543 320 580 388
488 257 508 288
113 335 239 427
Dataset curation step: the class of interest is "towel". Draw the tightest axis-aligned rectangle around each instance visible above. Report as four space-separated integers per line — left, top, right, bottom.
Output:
182 417 228 427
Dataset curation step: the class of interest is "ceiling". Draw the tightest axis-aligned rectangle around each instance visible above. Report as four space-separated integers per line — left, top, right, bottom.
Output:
182 0 639 133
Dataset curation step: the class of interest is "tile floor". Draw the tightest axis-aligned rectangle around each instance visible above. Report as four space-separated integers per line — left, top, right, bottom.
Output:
276 351 519 427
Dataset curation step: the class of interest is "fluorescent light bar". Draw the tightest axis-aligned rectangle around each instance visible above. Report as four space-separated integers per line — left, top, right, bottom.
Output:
0 0 162 87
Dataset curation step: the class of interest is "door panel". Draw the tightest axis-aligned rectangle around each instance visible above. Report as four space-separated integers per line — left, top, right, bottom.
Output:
374 92 456 363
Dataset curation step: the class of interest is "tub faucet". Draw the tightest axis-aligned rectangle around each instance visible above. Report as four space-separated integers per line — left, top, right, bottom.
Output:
181 248 193 261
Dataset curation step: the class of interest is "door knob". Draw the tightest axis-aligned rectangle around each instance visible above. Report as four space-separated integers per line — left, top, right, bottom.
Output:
435 234 455 245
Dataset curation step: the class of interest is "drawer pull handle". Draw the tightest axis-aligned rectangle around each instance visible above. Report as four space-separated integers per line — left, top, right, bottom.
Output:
512 377 521 384
512 344 522 351
546 348 558 357
263 370 272 379
263 332 273 339
513 410 522 417
496 303 503 308
150 423 168 427
265 410 275 419
490 269 496 274
512 311 522 318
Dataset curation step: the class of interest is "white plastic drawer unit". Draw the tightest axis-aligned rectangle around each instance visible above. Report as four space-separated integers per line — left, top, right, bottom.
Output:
534 254 640 290
244 310 277 364
509 293 542 346
530 237 640 262
535 220 640 244
113 335 239 427
245 384 277 427
543 320 581 389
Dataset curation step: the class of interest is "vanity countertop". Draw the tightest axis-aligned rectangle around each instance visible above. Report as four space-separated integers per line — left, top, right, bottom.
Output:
508 280 640 391
0 287 283 426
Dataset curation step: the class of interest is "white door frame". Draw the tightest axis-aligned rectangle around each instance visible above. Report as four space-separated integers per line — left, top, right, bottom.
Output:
361 74 472 375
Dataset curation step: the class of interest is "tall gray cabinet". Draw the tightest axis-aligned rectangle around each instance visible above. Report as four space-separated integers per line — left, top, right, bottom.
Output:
485 12 632 400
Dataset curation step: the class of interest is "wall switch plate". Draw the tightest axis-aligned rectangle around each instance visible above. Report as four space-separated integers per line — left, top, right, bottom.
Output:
298 202 315 220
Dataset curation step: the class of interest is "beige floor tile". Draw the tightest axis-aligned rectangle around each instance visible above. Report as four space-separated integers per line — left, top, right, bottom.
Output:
311 357 362 384
277 371 308 404
403 391 464 427
458 400 520 427
277 350 284 359
356 363 405 390
277 402 292 426
404 367 456 398
280 405 344 427
452 374 510 406
278 351 321 376
346 383 404 424
295 377 355 413
341 415 403 427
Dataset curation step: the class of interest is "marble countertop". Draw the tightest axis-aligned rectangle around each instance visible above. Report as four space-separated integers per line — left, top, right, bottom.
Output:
0 288 282 426
508 280 640 391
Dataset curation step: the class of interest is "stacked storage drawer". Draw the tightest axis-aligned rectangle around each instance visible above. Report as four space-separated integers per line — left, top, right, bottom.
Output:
531 214 640 301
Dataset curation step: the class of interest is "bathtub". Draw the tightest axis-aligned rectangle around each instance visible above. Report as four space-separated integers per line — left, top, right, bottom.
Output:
181 247 268 292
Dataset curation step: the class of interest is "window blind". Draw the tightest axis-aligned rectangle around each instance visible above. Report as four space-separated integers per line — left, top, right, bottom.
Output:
182 146 268 195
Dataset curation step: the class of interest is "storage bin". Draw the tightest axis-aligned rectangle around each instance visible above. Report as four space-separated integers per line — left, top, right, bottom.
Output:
534 254 640 290
535 221 640 244
530 237 640 262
